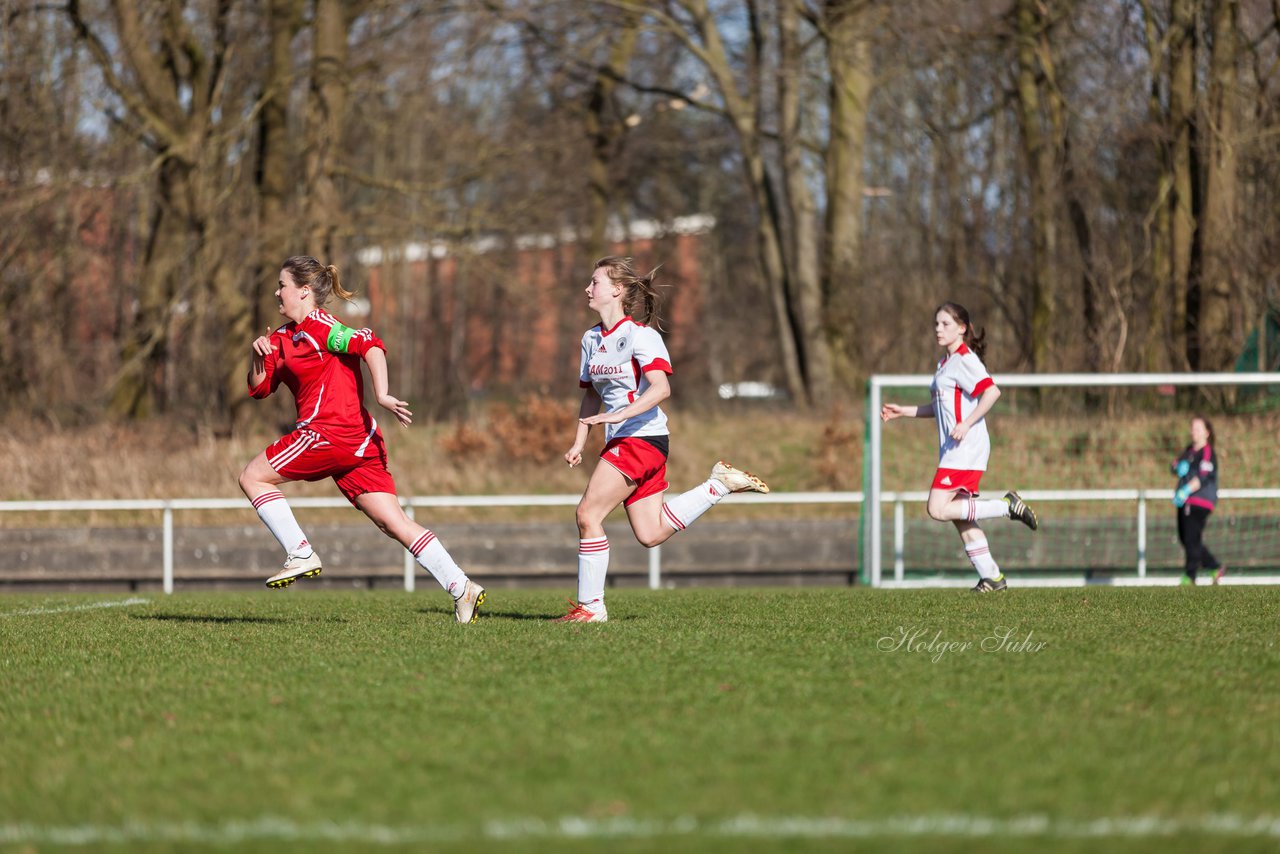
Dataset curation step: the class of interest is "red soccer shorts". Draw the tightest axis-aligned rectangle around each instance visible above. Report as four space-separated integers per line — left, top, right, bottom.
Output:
600 437 670 506
931 468 983 494
265 428 396 504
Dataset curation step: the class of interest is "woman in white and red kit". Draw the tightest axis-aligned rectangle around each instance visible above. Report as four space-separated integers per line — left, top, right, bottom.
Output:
879 302 1039 592
238 255 485 623
557 256 770 623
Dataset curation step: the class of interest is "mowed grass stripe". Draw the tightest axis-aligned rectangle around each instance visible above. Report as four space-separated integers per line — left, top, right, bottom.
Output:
0 588 1276 851
0 596 151 618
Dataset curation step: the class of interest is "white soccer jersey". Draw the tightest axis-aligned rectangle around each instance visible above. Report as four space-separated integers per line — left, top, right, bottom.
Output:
931 344 996 471
579 316 673 442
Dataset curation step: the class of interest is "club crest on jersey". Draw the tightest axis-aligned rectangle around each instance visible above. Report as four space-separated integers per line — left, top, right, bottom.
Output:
616 337 627 350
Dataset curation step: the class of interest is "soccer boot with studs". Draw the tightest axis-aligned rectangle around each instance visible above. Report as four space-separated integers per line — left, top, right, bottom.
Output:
553 599 608 623
1004 491 1038 531
710 461 770 494
266 551 323 589
972 575 1008 593
453 580 486 624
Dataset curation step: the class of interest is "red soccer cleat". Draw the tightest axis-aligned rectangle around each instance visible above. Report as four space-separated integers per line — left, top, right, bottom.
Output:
552 599 608 623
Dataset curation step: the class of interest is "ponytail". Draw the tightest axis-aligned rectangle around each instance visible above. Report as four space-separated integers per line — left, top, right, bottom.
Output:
282 255 356 307
595 256 666 330
936 301 986 362
327 265 356 302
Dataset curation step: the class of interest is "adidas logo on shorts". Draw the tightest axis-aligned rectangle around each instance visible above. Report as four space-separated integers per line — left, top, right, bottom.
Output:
940 475 952 486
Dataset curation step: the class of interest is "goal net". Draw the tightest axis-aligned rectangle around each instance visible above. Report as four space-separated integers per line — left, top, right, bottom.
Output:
864 373 1280 587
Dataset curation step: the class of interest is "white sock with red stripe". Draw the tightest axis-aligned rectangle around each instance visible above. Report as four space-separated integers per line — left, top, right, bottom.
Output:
661 479 731 532
251 491 311 556
965 535 1002 580
409 529 468 598
578 537 610 611
965 495 1011 522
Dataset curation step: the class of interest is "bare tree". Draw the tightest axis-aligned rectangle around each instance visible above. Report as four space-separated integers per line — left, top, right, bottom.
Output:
1012 0 1062 373
66 0 245 419
1196 0 1241 371
7 0 1280 426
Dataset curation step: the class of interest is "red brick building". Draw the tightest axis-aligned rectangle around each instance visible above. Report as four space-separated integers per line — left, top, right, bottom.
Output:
356 216 714 404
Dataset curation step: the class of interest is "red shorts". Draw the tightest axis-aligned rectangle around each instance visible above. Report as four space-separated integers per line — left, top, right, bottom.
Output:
265 428 396 504
600 437 669 506
931 468 983 494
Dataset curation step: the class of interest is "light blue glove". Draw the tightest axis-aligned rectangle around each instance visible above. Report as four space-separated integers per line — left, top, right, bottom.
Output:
1173 484 1192 508
1175 459 1190 478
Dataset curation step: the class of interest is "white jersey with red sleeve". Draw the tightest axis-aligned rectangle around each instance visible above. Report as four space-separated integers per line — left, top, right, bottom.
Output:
578 316 674 442
930 343 996 470
248 309 387 453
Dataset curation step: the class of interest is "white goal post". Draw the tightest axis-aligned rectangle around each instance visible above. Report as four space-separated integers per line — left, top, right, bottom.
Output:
864 372 1280 588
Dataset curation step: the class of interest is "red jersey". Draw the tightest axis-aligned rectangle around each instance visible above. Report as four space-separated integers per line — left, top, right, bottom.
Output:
249 310 387 452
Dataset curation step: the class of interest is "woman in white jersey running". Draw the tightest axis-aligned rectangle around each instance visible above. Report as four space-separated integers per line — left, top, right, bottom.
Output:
557 256 770 622
879 302 1038 592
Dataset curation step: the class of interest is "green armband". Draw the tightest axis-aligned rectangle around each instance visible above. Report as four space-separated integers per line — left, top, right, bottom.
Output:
327 323 356 353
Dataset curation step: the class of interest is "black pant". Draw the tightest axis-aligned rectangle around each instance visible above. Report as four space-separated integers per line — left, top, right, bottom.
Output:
1176 504 1220 580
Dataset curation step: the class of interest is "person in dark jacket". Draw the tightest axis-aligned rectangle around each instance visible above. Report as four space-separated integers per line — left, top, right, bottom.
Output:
1172 415 1225 586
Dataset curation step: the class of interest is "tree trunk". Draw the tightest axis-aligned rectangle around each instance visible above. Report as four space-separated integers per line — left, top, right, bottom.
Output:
584 18 638 259
1013 0 1058 373
1037 7 1103 373
68 0 233 420
1139 0 1173 371
686 0 807 402
109 160 192 419
305 0 352 260
235 0 304 432
256 0 303 321
779 0 828 399
822 0 872 391
1169 0 1197 369
1197 0 1239 371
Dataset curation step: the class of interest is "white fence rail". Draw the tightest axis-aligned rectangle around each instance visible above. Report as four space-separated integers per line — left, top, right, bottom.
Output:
0 492 862 594
3 483 1278 590
882 488 1280 586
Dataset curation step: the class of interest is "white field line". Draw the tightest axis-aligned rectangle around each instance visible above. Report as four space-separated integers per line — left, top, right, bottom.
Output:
0 814 1278 845
0 597 150 618
878 576 1280 589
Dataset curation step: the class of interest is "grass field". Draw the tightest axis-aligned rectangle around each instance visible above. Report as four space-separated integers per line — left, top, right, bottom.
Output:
2 587 1277 852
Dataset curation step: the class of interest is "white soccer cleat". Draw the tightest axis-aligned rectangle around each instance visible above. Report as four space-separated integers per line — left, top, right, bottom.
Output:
454 580 486 624
266 551 323 589
710 460 770 494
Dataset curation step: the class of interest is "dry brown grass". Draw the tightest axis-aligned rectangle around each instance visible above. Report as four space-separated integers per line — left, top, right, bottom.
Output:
3 405 1275 506
0 404 836 502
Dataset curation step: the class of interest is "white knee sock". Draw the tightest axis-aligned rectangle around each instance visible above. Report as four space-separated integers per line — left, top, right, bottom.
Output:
662 479 730 532
410 530 468 597
965 495 1010 522
578 537 610 608
965 535 1002 580
252 491 311 556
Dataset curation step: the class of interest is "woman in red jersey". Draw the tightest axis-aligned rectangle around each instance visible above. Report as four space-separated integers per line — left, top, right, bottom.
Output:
556 256 770 623
238 255 484 623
